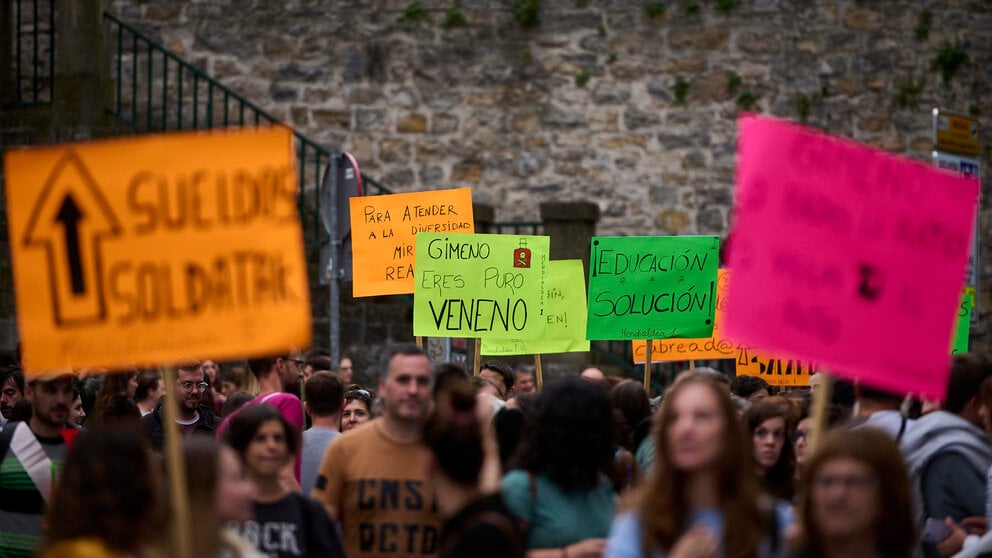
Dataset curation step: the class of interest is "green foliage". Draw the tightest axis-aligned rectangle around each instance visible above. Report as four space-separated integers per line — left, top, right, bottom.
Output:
607 52 617 64
930 42 970 85
892 75 925 109
575 0 590 6
915 9 933 41
598 23 606 36
685 0 700 16
443 5 466 28
726 71 742 95
714 0 739 14
399 1 428 24
512 0 541 28
736 90 757 110
644 1 666 19
673 78 690 105
575 69 591 87
522 47 533 64
795 93 813 122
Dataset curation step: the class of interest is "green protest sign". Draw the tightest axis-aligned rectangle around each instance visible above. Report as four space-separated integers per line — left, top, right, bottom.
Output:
413 233 549 338
586 236 719 340
951 287 975 354
481 260 590 355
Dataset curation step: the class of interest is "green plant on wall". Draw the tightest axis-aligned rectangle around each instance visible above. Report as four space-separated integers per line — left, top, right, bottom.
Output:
915 9 932 41
714 0 739 14
685 0 701 16
794 93 816 122
575 69 591 87
513 0 541 28
726 71 742 95
644 1 666 19
892 75 925 108
399 1 428 24
674 78 690 105
575 0 590 6
930 42 970 86
736 91 757 110
443 4 466 28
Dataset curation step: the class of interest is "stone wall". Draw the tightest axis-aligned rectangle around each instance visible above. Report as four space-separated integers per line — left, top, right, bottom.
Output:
10 1 992 361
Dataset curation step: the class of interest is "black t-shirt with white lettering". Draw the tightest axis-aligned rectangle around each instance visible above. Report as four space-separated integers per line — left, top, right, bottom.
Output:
229 492 344 558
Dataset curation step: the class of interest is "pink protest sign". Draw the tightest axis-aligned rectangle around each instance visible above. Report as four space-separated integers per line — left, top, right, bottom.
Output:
725 115 979 400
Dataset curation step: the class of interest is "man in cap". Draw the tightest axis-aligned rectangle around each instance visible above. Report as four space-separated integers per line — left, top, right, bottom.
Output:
0 370 74 556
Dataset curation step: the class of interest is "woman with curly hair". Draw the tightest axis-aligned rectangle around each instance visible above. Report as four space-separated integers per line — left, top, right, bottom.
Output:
606 371 790 558
340 385 375 432
501 377 616 557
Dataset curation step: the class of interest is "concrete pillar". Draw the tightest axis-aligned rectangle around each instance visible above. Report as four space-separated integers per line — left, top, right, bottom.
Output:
536 201 604 382
473 203 495 233
540 201 600 277
50 0 111 133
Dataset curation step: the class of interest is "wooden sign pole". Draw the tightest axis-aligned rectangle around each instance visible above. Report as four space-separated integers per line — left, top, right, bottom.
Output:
473 339 481 376
808 373 834 453
416 336 423 349
643 340 653 392
161 366 193 558
534 354 544 392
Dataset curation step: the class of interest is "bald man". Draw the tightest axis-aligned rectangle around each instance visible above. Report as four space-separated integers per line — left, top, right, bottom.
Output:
580 367 605 382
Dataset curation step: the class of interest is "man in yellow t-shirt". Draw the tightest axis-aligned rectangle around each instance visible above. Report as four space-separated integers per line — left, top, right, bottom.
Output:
312 345 440 557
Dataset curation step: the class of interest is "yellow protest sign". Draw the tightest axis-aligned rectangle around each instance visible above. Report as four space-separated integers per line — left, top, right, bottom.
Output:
413 233 549 338
632 269 734 362
481 259 590 355
350 188 474 297
4 127 311 374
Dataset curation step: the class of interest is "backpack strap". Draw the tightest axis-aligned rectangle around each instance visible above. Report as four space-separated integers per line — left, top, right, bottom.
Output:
896 415 908 443
10 422 55 504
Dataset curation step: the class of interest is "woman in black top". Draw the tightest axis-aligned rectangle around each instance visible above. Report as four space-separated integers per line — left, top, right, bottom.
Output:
224 404 344 558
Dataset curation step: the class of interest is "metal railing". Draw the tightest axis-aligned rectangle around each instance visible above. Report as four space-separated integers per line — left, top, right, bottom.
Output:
480 221 544 235
11 0 55 106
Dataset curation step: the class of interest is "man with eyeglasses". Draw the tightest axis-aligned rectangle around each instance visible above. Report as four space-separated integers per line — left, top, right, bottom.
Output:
140 359 218 451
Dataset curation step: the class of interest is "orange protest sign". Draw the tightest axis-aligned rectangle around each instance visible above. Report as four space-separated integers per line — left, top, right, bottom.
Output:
349 188 473 297
3 127 311 375
632 269 735 362
735 349 820 386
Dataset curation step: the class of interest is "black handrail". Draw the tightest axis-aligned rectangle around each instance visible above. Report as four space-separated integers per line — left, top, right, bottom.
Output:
10 0 54 106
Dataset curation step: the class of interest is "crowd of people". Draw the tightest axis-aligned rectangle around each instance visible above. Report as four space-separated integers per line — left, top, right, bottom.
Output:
0 346 991 558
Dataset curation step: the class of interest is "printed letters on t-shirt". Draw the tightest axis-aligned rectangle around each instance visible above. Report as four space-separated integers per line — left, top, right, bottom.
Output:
241 520 302 557
353 478 438 554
